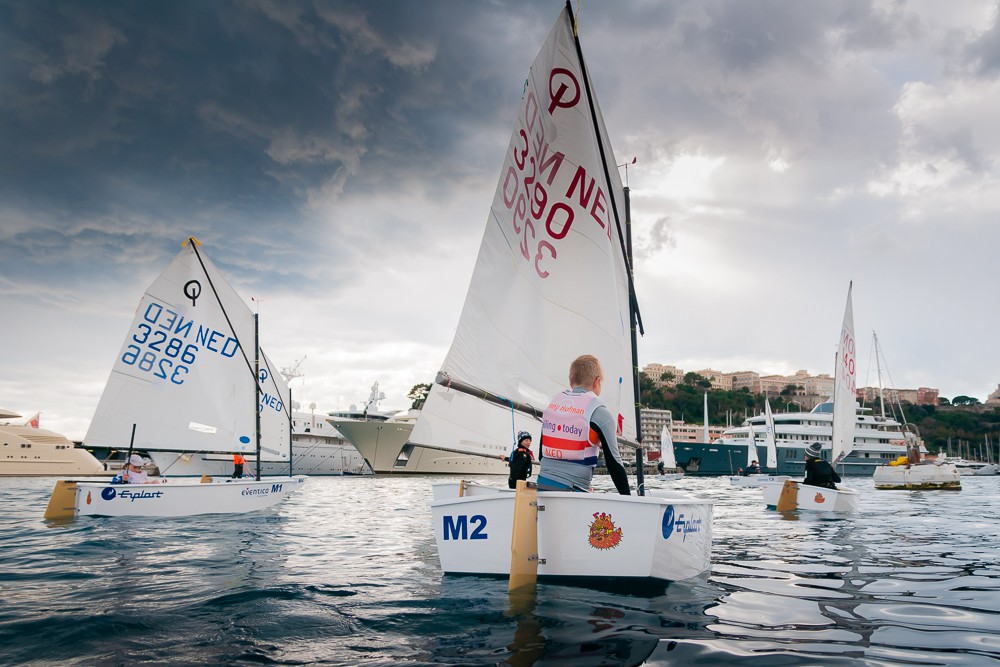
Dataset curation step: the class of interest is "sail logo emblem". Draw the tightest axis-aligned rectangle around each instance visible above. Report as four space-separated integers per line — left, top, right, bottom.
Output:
588 512 622 550
548 68 580 114
101 488 116 501
662 505 703 542
183 280 201 306
814 493 827 504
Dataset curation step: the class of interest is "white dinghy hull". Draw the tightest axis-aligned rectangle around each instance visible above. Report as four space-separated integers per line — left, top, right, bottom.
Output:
761 480 860 513
46 476 306 518
431 483 712 584
729 474 790 488
873 464 961 490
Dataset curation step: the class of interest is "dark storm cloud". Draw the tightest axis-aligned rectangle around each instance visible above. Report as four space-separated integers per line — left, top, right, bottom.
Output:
0 0 553 291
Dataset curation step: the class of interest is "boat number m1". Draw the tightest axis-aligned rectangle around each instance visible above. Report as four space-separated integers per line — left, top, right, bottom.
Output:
443 514 488 540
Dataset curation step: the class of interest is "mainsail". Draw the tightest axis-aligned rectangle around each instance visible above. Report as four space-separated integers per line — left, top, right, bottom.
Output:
831 283 857 463
85 240 291 460
745 425 756 469
763 398 778 469
660 426 677 469
410 6 636 458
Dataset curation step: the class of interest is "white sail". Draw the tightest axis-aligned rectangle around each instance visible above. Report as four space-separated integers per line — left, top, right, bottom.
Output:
411 7 635 455
660 425 676 469
763 398 778 469
703 393 709 442
257 350 292 462
745 424 756 468
85 240 291 460
831 283 857 463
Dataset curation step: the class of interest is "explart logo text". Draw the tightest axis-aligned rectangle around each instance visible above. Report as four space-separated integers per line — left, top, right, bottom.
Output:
661 505 703 542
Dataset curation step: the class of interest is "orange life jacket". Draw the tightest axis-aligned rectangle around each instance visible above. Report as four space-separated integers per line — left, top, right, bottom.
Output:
234 453 246 465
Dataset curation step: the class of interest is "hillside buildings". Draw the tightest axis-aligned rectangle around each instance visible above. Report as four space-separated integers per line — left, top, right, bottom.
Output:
642 363 939 407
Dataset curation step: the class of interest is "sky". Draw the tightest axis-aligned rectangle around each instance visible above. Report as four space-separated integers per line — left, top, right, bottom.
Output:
3 0 1000 440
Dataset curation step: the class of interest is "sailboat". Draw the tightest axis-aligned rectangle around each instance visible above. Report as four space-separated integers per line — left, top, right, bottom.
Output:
427 3 712 585
761 284 861 512
45 238 306 519
656 426 683 481
868 334 960 489
729 399 789 487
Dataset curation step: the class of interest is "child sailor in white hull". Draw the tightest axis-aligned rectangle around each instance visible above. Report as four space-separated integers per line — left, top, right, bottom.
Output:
536 355 631 495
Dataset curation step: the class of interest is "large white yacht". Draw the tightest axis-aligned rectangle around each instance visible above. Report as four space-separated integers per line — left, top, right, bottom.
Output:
677 400 922 476
146 406 371 477
328 409 510 474
0 409 105 476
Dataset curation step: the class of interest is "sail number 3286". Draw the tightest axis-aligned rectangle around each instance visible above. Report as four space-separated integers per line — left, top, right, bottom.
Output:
121 324 198 385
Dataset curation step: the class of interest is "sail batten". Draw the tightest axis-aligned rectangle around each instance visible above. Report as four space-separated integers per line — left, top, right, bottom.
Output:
410 6 636 457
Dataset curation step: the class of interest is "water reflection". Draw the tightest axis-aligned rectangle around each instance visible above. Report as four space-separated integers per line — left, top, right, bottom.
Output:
2 475 1000 665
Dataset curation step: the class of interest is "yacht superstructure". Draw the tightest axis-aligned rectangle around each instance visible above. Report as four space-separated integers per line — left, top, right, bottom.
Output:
675 400 921 476
1 409 105 476
328 410 511 474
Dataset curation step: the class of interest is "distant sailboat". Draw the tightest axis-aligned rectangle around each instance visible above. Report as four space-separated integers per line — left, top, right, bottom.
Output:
656 425 683 481
45 238 306 519
762 284 860 512
729 404 790 487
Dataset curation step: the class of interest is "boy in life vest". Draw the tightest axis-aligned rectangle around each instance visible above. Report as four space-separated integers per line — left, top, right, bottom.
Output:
536 355 631 495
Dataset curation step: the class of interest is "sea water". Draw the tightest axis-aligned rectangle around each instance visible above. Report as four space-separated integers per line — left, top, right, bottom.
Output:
1 474 998 665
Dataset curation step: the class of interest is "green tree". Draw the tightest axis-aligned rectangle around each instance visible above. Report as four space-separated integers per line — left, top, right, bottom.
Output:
407 383 432 409
682 372 712 389
951 395 981 406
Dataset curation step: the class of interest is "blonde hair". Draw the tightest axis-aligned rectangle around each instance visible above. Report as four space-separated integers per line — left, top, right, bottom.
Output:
569 355 603 387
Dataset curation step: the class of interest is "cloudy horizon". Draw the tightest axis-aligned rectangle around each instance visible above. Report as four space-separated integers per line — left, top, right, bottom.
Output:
3 0 999 440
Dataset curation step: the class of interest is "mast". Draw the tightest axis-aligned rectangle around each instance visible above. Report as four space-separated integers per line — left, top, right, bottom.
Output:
624 185 645 495
254 313 262 480
565 0 644 494
874 332 886 419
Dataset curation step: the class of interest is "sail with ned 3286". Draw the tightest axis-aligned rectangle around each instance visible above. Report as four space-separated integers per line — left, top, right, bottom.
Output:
84 240 291 461
409 7 636 461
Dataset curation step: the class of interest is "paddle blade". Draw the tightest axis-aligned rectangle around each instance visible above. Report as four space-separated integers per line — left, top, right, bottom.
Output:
44 481 78 519
776 480 799 512
508 480 539 592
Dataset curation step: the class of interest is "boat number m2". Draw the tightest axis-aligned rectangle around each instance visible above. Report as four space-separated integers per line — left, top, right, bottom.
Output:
443 514 488 540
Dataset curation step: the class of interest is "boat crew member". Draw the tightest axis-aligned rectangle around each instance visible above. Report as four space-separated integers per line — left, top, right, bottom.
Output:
802 442 840 489
656 458 666 475
507 431 535 489
745 460 761 475
121 454 151 484
537 355 631 495
906 441 921 467
233 452 246 478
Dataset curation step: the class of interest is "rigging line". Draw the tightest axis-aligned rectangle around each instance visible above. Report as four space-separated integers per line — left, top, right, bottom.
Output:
187 239 289 422
507 398 517 458
564 0 643 335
